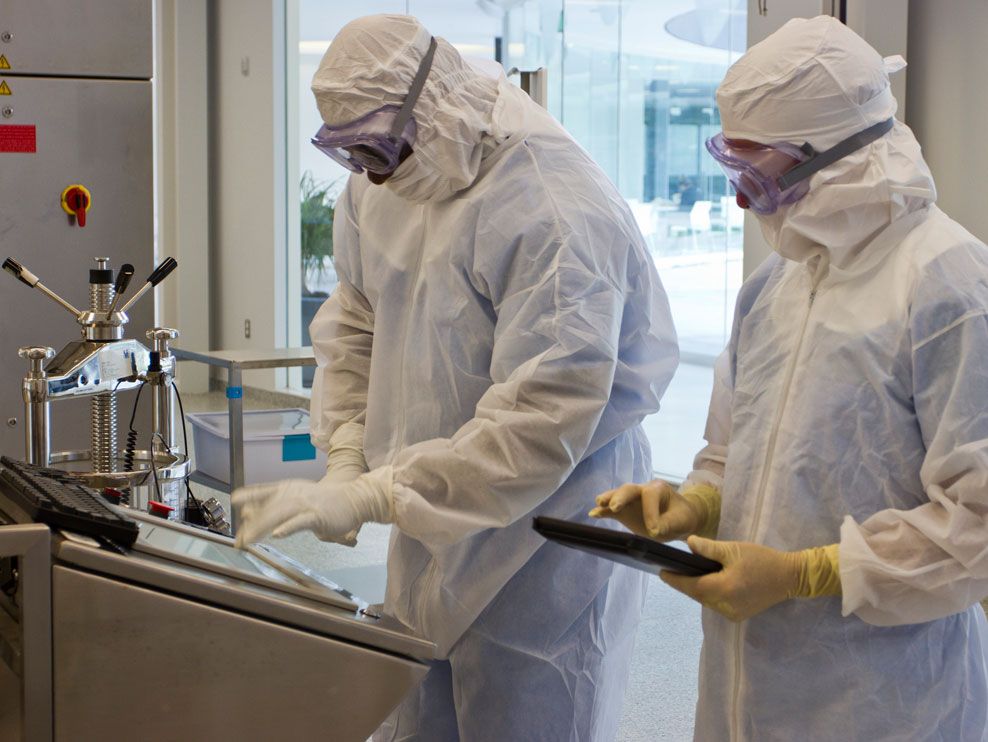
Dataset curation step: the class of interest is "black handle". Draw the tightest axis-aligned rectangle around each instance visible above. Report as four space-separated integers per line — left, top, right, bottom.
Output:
147 257 177 287
114 263 135 296
3 257 34 287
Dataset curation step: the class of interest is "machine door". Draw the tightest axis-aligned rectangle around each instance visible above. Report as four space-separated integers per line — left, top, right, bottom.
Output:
0 0 151 78
0 74 154 457
52 566 428 742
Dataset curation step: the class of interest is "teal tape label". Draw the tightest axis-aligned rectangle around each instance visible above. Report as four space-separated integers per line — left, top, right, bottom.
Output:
226 386 243 399
282 434 316 462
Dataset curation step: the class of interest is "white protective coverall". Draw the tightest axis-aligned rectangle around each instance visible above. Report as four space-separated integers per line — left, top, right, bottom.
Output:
308 15 679 740
682 16 988 741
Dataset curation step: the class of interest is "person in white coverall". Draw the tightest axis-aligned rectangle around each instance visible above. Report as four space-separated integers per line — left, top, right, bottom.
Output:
232 14 679 741
592 16 988 742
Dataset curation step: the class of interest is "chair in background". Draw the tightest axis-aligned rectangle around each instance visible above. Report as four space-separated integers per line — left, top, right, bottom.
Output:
669 200 713 251
720 195 745 231
689 200 712 232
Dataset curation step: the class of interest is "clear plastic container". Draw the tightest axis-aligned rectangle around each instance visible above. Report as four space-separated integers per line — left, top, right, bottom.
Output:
187 408 327 485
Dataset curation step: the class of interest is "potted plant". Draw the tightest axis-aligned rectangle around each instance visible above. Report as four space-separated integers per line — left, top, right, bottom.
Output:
300 172 340 386
300 170 338 298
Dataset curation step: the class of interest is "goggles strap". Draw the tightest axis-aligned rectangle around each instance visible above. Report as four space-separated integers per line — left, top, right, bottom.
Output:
776 117 895 191
390 36 438 143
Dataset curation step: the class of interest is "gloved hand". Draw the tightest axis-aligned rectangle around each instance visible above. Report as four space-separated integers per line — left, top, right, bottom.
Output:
589 480 721 541
660 537 841 622
306 423 369 542
321 422 368 485
232 466 394 549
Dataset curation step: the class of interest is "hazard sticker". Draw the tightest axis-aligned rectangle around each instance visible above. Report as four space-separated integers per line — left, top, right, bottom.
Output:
0 125 36 153
0 80 10 96
0 55 9 70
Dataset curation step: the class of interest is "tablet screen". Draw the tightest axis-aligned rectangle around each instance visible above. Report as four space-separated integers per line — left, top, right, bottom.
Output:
533 516 720 577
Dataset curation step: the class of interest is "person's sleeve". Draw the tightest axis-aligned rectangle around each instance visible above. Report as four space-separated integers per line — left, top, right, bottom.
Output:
309 183 373 452
840 305 988 625
391 213 678 548
681 347 732 494
671 347 732 541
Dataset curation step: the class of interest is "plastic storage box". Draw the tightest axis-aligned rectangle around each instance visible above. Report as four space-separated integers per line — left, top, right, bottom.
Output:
187 408 327 485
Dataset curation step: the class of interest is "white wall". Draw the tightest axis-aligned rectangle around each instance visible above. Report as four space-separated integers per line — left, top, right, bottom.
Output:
210 0 288 390
905 0 988 245
156 0 210 393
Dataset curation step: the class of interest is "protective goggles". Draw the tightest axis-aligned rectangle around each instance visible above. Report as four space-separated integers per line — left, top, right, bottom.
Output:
705 117 895 215
311 37 438 175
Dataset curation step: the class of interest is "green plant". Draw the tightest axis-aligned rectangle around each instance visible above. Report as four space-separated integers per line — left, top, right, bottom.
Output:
300 171 339 296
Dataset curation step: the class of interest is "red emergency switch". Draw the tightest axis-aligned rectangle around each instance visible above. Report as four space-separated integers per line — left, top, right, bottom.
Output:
60 185 92 227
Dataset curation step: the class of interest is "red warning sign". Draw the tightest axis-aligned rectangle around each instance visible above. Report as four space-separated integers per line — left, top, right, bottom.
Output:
0 124 36 153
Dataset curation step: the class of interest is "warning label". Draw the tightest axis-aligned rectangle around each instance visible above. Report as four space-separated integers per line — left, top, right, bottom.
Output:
0 80 10 95
0 125 36 153
0 55 9 70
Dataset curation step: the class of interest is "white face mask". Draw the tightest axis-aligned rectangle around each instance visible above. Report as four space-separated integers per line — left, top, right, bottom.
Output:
752 123 935 275
382 114 498 204
382 148 463 203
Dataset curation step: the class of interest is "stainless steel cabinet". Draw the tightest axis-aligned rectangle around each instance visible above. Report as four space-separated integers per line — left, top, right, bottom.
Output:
0 509 433 741
0 0 154 457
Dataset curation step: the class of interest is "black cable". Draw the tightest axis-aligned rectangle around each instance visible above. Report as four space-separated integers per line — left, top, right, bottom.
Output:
149 432 164 503
122 382 144 475
117 382 147 506
171 383 205 520
96 534 127 555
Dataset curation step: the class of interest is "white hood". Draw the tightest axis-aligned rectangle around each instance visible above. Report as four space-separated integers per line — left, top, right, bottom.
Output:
716 15 936 273
311 14 506 203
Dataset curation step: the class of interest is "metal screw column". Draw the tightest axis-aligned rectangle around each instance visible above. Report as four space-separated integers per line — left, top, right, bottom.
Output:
19 346 54 466
146 328 180 452
89 258 117 472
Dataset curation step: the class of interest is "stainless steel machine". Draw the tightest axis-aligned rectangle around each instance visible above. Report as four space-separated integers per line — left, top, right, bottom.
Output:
0 4 434 740
0 0 157 461
0 484 433 742
4 254 193 518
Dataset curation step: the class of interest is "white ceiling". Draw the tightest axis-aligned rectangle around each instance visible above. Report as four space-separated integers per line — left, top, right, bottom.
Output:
297 0 746 66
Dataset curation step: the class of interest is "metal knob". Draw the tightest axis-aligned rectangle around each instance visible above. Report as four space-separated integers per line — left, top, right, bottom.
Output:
147 327 180 356
147 327 180 341
18 346 54 376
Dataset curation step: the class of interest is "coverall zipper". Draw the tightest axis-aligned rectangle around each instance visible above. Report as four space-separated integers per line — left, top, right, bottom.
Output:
730 281 819 741
392 208 428 457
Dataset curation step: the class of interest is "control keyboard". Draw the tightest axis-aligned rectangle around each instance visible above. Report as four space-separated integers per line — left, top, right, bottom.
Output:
0 455 139 546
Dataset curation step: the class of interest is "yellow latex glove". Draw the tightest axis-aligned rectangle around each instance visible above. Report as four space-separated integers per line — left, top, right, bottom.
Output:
589 480 721 541
661 537 840 622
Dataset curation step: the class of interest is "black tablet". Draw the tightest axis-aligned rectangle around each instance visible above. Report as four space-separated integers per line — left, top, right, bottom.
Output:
533 516 721 577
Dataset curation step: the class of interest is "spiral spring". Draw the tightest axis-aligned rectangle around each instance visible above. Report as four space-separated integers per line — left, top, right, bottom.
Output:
91 393 117 473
